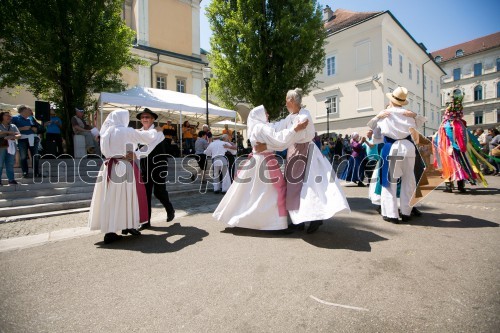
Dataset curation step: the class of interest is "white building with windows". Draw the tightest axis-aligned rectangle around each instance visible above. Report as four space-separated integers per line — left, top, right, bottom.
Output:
302 7 444 137
431 32 500 130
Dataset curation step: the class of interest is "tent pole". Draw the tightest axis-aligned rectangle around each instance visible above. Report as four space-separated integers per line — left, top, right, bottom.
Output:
179 111 183 157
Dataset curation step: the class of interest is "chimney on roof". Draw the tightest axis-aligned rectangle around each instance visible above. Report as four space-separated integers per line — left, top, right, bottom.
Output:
323 5 333 22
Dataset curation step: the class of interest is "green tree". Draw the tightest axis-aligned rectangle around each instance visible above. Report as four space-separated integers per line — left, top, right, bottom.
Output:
0 0 141 153
206 0 326 118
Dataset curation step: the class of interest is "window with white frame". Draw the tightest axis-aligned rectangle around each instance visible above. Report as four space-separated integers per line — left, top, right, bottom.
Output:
399 54 403 73
388 45 392 66
176 79 186 93
417 68 420 84
474 85 482 101
156 75 166 89
409 63 412 80
453 68 461 81
474 111 483 125
326 56 336 76
474 63 482 76
326 96 338 114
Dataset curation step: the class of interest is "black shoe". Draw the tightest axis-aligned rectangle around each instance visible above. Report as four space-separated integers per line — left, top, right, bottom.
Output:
121 228 141 236
104 233 123 244
375 205 381 215
190 173 197 181
306 220 323 234
220 191 226 194
401 215 411 223
280 225 296 234
138 222 151 231
443 182 453 193
214 190 221 194
297 223 305 231
457 180 466 193
167 211 175 222
411 207 422 217
357 181 366 187
383 216 399 224
8 180 18 185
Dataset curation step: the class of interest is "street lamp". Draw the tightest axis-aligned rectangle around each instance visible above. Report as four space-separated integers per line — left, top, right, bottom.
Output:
203 66 212 126
324 98 331 138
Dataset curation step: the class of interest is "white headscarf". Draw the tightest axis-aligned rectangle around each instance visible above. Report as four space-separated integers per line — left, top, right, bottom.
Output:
100 109 130 157
351 132 360 143
247 105 267 140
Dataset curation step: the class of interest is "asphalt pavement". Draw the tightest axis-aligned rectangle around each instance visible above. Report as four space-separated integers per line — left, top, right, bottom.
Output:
0 176 499 332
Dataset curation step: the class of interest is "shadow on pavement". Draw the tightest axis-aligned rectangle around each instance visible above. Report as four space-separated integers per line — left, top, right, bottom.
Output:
447 188 500 195
222 220 388 252
95 223 209 253
404 213 499 228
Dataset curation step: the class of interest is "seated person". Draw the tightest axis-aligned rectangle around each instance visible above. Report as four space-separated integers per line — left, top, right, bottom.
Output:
71 108 99 155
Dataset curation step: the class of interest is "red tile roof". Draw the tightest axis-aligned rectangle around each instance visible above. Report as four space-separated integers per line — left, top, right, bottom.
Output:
324 9 383 34
430 32 500 62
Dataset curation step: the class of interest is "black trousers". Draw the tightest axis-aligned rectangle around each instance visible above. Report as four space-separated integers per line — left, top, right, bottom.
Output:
45 133 64 156
142 170 174 223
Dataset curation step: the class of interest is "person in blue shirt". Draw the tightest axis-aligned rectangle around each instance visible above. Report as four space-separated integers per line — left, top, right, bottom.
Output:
44 109 63 156
362 129 379 181
11 105 42 178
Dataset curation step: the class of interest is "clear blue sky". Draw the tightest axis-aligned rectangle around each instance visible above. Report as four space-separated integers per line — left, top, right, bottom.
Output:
200 0 499 53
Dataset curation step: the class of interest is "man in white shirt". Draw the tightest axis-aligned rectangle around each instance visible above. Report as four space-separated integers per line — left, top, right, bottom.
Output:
367 87 425 224
204 134 235 194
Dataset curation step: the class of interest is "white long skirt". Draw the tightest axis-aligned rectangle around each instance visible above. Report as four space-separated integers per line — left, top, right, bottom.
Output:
88 160 143 233
289 144 350 224
213 154 288 230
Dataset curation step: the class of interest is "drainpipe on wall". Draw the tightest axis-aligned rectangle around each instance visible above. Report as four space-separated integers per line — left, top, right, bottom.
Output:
422 59 431 136
150 53 160 88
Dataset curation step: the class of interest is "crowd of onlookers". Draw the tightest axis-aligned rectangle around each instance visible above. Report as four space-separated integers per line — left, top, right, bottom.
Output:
1 103 499 187
474 127 500 176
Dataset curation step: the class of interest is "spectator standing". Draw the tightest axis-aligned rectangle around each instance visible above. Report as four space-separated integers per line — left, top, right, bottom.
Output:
362 129 379 181
11 105 41 178
44 109 63 156
0 112 21 185
194 130 210 181
488 128 500 175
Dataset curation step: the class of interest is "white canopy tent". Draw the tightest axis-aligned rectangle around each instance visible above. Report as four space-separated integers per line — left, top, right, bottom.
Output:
97 86 238 154
98 86 236 124
211 120 247 130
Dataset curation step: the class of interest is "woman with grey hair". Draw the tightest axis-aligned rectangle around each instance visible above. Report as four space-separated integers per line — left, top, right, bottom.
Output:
255 88 350 233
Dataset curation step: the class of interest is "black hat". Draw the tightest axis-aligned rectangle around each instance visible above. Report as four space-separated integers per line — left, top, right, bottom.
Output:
136 108 158 120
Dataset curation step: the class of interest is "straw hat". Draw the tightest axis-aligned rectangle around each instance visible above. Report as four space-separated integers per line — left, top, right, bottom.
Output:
386 87 409 106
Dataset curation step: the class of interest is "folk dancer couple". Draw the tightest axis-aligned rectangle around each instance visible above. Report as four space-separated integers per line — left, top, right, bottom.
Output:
213 88 350 233
367 87 427 224
88 108 175 244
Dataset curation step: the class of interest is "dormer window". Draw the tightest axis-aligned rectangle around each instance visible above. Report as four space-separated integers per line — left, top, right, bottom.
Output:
435 56 442 62
455 49 464 57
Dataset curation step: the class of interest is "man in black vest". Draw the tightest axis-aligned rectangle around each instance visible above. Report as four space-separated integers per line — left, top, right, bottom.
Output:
136 108 175 230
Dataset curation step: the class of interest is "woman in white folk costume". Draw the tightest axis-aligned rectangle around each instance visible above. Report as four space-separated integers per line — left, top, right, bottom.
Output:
256 88 350 233
367 87 426 224
213 105 309 230
88 109 164 244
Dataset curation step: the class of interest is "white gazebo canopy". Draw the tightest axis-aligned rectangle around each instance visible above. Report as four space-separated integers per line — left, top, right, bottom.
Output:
98 86 236 125
211 120 247 130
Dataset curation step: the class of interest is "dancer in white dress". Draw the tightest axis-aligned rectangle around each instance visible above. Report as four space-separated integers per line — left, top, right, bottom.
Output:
255 88 350 233
88 109 164 244
213 105 308 230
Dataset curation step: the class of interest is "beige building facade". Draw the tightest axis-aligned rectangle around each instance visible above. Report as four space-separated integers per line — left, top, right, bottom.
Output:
0 0 207 112
302 8 444 137
431 32 500 130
